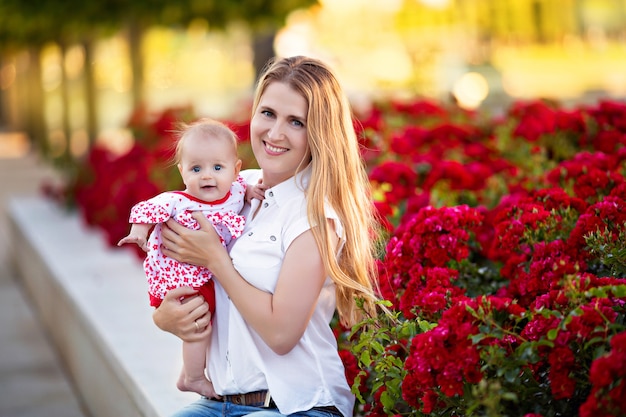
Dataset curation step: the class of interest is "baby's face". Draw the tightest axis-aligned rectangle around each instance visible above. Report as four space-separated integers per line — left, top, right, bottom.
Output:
178 133 241 202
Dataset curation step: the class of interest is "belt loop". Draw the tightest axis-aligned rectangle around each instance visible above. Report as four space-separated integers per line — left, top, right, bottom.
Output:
263 390 272 408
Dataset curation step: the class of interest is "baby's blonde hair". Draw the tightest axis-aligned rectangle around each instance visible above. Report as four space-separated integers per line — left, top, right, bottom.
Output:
174 118 239 164
252 56 382 326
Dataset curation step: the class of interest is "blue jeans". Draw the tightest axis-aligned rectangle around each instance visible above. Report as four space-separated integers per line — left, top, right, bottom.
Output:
171 397 342 417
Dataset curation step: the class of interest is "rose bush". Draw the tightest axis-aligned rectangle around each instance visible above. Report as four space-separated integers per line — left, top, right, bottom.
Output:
343 98 626 417
57 97 626 417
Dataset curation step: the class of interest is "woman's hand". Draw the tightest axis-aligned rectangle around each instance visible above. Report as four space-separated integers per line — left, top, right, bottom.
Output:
160 214 228 270
153 286 212 343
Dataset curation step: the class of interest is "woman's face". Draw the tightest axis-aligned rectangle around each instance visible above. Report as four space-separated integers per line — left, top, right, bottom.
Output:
250 81 311 187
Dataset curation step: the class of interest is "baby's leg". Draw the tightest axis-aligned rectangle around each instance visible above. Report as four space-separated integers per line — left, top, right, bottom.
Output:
177 340 215 397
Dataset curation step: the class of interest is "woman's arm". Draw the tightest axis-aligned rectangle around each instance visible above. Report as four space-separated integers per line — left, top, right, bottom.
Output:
152 286 212 343
160 214 335 355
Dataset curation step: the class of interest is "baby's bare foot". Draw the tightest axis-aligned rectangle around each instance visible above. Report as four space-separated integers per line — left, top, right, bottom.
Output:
177 372 215 398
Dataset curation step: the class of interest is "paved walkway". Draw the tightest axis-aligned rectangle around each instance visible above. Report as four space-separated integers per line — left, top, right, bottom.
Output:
0 147 89 417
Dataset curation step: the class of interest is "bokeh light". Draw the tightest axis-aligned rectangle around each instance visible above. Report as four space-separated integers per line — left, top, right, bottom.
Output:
452 72 489 110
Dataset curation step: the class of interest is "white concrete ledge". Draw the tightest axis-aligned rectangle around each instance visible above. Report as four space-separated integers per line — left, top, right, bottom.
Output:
8 196 197 417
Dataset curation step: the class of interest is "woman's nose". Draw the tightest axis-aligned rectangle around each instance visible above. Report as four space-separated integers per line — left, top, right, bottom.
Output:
268 121 285 139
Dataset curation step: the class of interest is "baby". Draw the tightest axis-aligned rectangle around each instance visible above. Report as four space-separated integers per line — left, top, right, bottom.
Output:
118 118 263 397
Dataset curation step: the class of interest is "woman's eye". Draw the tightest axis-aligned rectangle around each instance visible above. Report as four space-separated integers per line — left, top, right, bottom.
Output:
261 110 274 117
291 119 304 127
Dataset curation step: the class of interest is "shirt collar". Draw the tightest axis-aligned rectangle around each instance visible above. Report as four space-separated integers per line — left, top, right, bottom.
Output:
266 164 311 207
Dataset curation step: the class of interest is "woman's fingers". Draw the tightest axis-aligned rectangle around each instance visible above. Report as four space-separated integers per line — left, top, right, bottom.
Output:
194 312 212 334
187 309 212 342
161 219 187 260
161 217 216 265
161 219 182 248
154 286 212 342
164 286 197 302
191 212 219 239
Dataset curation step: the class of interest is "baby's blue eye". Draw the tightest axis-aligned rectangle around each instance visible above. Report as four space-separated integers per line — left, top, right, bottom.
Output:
192 166 201 173
214 165 222 171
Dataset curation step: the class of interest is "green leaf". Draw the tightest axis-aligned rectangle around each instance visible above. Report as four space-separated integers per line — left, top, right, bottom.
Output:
380 389 395 411
547 328 559 341
418 320 437 332
501 392 519 401
504 367 520 383
360 351 372 367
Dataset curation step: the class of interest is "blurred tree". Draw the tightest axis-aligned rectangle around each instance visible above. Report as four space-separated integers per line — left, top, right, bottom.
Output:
0 0 119 161
0 0 317 160
118 0 317 107
173 0 320 77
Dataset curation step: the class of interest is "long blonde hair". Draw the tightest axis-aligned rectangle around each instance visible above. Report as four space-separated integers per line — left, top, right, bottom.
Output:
252 56 381 326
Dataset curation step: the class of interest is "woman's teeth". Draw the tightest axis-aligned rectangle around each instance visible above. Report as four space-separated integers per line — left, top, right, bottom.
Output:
266 143 287 153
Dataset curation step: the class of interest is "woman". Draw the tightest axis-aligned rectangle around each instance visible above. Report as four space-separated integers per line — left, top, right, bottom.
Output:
154 55 381 417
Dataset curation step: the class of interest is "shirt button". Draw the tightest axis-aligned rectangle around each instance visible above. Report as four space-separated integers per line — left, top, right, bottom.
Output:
248 232 253 236
270 235 276 241
268 191 274 197
263 202 269 208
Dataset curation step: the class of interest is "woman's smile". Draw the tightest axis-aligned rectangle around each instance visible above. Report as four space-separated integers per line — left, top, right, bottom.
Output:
263 141 289 155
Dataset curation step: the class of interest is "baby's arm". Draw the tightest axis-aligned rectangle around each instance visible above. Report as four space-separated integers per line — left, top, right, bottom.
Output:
245 178 267 204
117 223 153 252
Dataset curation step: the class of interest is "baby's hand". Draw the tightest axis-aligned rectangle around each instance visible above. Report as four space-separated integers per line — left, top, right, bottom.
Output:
246 178 268 203
117 235 148 252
